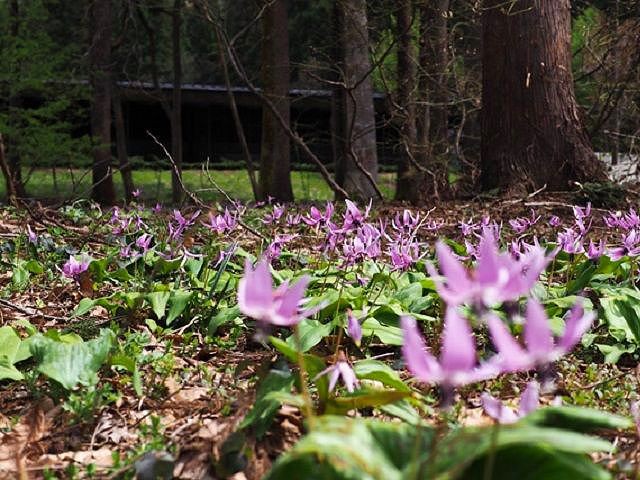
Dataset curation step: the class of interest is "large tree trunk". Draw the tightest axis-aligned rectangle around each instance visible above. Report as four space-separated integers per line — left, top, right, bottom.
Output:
413 0 450 200
260 0 293 202
335 0 379 200
112 85 135 203
171 0 184 204
480 0 606 192
7 0 26 198
89 0 116 205
394 0 418 201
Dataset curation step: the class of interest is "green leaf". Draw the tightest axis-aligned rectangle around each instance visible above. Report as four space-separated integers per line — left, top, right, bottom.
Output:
353 359 409 392
285 319 332 353
325 389 410 415
165 290 193 325
239 364 294 438
524 405 631 432
30 329 114 390
208 306 241 335
147 291 170 320
361 317 403 345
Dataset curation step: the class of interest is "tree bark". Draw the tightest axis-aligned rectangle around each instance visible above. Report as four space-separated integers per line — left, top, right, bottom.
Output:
89 0 116 205
480 0 607 192
260 0 293 202
112 85 135 203
394 0 417 201
171 0 184 204
335 0 379 200
0 135 18 206
413 0 450 200
7 0 26 198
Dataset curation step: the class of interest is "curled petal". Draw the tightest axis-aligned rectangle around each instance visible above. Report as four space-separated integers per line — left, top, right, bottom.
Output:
237 259 273 321
401 316 441 383
272 276 310 326
518 381 540 417
524 299 554 356
481 393 518 424
558 301 594 353
440 308 476 373
486 314 531 372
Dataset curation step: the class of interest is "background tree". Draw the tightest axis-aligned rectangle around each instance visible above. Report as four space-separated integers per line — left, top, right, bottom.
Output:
89 0 116 204
334 0 380 200
260 0 293 201
480 0 607 192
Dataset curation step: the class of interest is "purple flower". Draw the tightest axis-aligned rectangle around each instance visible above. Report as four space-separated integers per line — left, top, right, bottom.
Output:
152 203 163 214
482 381 540 424
342 199 371 229
608 230 640 260
316 352 359 393
557 228 584 254
586 239 605 260
486 299 594 372
549 215 561 227
135 233 153 253
428 232 551 308
62 256 90 279
203 209 237 234
237 259 310 326
392 210 420 234
266 234 298 260
132 188 142 198
303 202 334 227
346 310 362 346
459 219 479 237
262 204 285 224
388 239 421 271
401 312 498 390
26 225 37 245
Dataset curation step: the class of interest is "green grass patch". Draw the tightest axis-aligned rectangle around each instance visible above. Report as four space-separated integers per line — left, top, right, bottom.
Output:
7 169 396 203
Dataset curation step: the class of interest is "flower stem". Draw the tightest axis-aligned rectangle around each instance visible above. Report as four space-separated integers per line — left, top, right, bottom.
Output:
294 324 315 429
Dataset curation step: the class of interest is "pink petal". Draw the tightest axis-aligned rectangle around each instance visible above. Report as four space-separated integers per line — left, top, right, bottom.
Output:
440 308 476 373
271 275 310 326
328 367 341 392
237 259 273 321
486 314 530 372
558 301 594 352
401 316 441 383
518 381 540 416
524 300 554 356
482 392 518 424
435 241 472 293
476 233 501 285
338 362 358 393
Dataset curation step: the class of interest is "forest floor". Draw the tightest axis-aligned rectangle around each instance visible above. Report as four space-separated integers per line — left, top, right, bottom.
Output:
0 191 639 479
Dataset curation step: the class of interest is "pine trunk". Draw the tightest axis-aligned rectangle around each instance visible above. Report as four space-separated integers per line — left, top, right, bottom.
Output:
480 0 606 192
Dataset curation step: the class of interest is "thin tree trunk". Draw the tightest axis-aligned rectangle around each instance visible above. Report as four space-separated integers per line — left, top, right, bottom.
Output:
213 24 259 200
113 85 135 203
394 0 418 201
480 0 606 191
89 0 116 205
414 0 450 199
7 0 25 198
335 0 379 200
171 0 184 204
260 0 293 202
0 134 18 206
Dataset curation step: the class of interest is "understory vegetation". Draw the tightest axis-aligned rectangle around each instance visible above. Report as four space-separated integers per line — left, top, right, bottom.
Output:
1 196 640 478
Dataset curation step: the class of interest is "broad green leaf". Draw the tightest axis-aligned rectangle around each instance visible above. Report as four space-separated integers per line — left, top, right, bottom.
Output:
165 290 193 325
147 291 170 320
285 319 332 353
208 306 241 335
30 329 114 390
361 317 403 345
353 359 409 392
